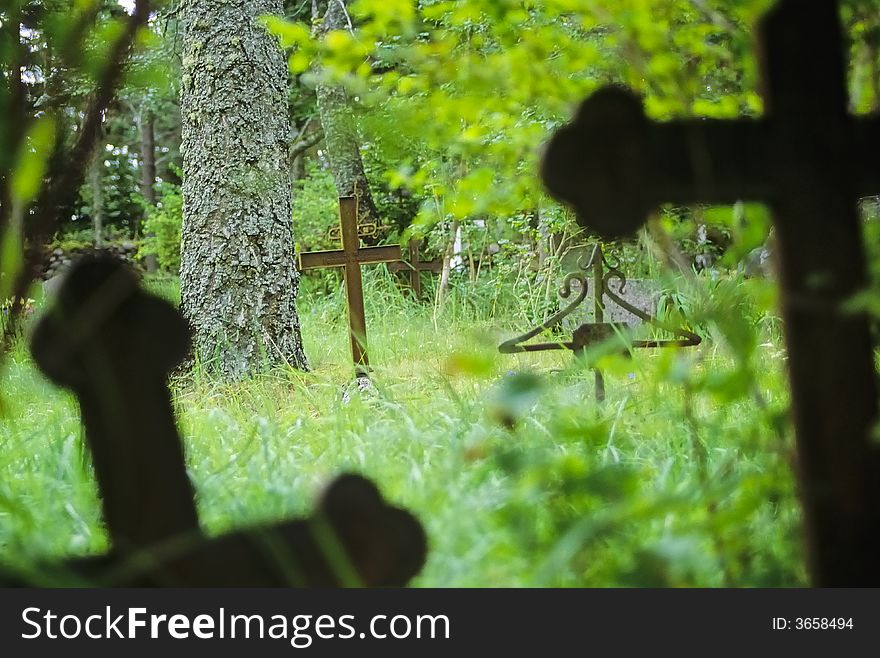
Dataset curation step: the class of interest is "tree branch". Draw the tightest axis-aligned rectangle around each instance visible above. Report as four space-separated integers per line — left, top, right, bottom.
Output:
290 124 325 159
3 0 153 348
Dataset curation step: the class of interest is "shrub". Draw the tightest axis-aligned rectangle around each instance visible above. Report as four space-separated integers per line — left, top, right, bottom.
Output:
140 182 183 273
292 162 341 253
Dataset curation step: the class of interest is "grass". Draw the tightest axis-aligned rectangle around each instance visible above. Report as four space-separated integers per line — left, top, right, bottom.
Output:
0 266 805 586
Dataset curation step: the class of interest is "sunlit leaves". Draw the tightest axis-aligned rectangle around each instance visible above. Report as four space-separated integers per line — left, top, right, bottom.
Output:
0 111 54 299
123 27 175 93
263 17 311 49
445 346 497 378
0 226 24 303
350 0 418 33
81 15 127 80
844 0 880 113
266 0 773 231
10 116 57 207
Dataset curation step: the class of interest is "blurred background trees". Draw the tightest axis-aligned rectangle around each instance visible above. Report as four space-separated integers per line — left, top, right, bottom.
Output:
4 0 880 311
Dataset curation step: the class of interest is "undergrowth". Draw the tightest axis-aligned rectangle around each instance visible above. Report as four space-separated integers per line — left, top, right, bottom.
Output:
0 265 804 586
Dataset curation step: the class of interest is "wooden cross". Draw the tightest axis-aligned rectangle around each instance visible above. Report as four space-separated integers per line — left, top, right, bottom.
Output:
298 196 402 373
388 240 442 299
542 0 880 586
25 257 426 586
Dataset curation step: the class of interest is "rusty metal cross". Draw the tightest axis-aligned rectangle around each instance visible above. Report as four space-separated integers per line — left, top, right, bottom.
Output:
298 196 402 373
542 0 880 585
388 240 442 299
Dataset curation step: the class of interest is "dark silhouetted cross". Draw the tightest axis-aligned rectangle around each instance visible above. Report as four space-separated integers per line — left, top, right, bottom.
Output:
542 0 880 585
27 257 426 586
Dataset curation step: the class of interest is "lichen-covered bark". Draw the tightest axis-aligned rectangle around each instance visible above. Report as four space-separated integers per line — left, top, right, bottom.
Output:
313 0 381 227
180 0 308 378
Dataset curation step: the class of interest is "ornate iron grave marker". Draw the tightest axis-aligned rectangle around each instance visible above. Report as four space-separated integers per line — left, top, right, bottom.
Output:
541 0 880 585
297 196 402 375
388 240 442 300
21 257 426 586
499 243 700 401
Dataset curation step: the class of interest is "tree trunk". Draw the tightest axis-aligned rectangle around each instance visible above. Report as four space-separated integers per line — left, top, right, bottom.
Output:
312 0 381 229
290 116 323 184
138 107 159 272
0 8 23 227
437 220 459 306
291 152 306 184
89 150 104 248
526 209 550 270
180 0 308 378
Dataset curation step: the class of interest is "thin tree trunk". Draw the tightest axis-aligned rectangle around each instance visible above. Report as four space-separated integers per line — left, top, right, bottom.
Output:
291 152 306 183
526 208 549 270
138 107 159 272
180 0 308 377
536 209 552 269
0 8 23 228
437 220 459 306
290 116 323 184
312 0 381 232
89 151 104 248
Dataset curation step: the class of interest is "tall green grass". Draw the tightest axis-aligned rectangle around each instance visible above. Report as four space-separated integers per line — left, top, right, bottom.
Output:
0 265 803 586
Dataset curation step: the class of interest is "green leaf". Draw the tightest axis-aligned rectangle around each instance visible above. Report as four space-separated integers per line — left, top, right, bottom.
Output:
0 224 24 302
490 371 544 428
262 17 312 49
10 116 57 206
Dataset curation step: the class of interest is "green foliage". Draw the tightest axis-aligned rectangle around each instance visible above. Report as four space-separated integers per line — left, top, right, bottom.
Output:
1 0 161 305
0 267 802 586
50 225 133 251
846 200 880 325
843 0 880 113
292 160 434 293
291 159 422 251
11 117 57 207
269 0 773 239
140 182 183 273
75 143 144 235
8 0 880 589
293 162 342 253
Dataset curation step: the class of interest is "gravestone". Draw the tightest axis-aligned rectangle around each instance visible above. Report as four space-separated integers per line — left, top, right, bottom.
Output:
561 276 660 330
541 0 880 585
558 245 660 328
23 256 426 587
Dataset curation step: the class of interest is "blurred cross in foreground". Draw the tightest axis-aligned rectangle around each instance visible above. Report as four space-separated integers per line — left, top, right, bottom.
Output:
26 257 426 586
298 196 402 375
542 0 880 585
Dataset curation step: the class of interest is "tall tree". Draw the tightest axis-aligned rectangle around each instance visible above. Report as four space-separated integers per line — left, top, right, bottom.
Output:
88 146 105 248
311 0 381 228
138 106 159 271
179 0 308 377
